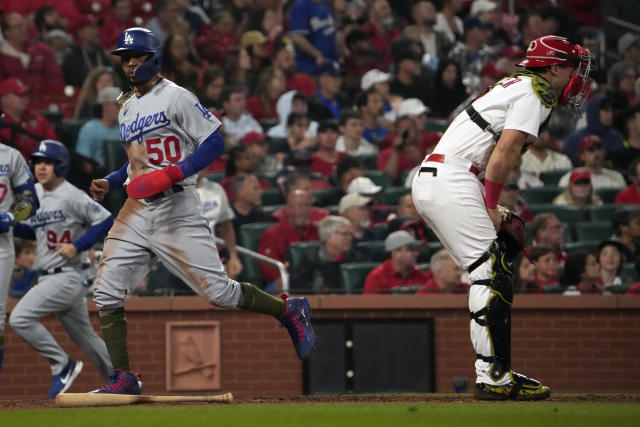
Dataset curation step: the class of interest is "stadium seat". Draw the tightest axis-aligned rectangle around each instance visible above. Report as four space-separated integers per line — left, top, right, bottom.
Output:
371 223 389 239
356 240 387 262
520 186 563 204
206 172 225 183
260 205 282 216
356 154 379 170
424 241 443 262
288 241 321 276
59 119 88 151
588 204 620 221
622 262 639 283
313 188 334 206
596 188 620 204
238 222 276 285
365 170 392 188
574 221 613 242
539 170 570 186
261 188 283 205
378 186 410 205
426 119 449 132
564 240 599 254
340 262 381 294
528 204 588 223
326 205 340 215
416 262 430 273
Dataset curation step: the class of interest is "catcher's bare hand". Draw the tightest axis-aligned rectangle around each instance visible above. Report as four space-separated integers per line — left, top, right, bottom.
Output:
90 179 110 201
487 207 502 232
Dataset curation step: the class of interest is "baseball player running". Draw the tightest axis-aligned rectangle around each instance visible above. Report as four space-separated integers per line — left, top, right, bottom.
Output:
10 140 114 398
0 136 39 376
89 28 314 394
412 35 595 400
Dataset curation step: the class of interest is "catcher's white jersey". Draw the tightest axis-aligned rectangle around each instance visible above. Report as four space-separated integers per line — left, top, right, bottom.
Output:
432 75 552 171
26 181 111 270
118 78 222 186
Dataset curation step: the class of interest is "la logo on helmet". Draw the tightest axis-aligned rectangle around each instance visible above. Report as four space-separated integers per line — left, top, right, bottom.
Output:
124 32 134 45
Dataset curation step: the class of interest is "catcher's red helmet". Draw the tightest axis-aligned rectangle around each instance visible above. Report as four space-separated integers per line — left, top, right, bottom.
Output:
519 35 597 117
517 35 586 68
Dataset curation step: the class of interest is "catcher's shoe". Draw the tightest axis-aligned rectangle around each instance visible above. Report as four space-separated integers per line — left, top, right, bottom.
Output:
279 294 316 360
90 369 142 395
48 358 84 399
475 372 551 401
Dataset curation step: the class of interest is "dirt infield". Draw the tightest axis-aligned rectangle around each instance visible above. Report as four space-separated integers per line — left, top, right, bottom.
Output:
1 393 639 410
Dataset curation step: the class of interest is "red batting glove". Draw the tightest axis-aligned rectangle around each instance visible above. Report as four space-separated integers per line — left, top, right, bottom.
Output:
126 165 184 199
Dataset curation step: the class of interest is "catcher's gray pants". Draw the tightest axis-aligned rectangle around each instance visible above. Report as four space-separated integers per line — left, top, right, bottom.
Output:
412 158 511 386
93 187 241 310
9 270 112 377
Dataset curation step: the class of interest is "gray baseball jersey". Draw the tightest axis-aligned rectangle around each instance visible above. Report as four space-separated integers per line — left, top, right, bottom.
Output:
26 181 111 271
94 78 242 310
10 179 112 378
0 144 33 336
119 78 222 186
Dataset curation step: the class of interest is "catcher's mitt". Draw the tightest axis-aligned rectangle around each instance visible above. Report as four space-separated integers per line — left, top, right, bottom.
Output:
496 205 526 258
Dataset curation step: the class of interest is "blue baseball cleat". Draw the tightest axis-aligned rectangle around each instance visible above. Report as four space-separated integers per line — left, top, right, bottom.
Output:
90 369 142 395
279 294 316 360
48 358 83 399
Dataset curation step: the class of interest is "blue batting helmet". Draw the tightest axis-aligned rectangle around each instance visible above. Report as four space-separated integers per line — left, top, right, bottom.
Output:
111 27 161 81
31 140 70 177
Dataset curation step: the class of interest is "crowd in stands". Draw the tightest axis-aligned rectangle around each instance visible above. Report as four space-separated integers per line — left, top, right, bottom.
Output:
3 0 640 297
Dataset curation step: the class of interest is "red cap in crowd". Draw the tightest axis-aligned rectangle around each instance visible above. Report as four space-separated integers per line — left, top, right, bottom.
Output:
241 131 267 146
570 168 591 184
578 135 603 152
0 78 30 96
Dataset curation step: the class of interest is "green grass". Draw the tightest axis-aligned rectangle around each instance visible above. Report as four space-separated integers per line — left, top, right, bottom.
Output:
4 401 640 427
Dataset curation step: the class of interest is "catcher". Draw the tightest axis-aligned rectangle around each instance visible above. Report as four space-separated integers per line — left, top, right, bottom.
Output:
411 35 596 400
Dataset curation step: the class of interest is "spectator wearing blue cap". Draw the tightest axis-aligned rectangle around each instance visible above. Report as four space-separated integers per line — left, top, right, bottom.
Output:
288 0 338 76
308 60 344 122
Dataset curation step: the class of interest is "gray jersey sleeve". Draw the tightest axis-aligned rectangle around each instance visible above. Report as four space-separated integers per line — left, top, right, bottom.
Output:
172 90 222 145
0 145 33 213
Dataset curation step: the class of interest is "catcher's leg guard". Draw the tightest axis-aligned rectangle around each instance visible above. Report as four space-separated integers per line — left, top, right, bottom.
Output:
468 242 514 388
469 242 550 401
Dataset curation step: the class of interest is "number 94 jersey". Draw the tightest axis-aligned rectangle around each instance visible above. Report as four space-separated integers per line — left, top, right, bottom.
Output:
118 78 221 187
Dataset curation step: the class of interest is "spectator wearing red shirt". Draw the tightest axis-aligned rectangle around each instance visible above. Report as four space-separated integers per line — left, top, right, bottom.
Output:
417 249 468 294
311 120 346 177
529 246 559 291
615 157 640 205
363 230 431 294
361 0 403 68
258 188 319 286
247 66 286 122
528 213 567 264
99 0 137 49
0 12 64 91
272 171 329 226
0 78 57 160
194 10 239 66
378 115 423 184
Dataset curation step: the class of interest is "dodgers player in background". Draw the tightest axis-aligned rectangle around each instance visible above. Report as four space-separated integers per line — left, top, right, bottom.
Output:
88 28 314 394
0 135 39 377
412 36 596 400
10 140 114 398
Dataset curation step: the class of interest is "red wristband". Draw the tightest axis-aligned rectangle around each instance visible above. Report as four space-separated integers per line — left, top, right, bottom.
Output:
484 179 503 209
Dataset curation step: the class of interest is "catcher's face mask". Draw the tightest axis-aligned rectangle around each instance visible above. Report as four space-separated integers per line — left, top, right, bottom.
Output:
559 46 596 118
